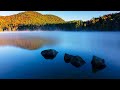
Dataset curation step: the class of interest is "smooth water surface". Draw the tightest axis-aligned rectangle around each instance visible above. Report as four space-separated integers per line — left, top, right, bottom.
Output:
0 31 120 79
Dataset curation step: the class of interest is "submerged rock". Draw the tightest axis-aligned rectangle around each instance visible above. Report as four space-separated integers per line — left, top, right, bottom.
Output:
64 53 86 68
41 49 58 59
91 55 106 73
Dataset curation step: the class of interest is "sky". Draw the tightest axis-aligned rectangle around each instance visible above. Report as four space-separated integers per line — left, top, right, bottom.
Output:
0 11 119 21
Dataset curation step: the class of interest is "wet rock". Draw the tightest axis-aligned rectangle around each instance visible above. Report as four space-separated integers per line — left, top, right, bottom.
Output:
70 56 86 68
64 53 73 63
41 49 58 59
64 53 86 68
91 55 106 73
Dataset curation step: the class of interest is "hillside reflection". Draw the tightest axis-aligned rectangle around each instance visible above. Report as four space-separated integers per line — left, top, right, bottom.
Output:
0 34 56 50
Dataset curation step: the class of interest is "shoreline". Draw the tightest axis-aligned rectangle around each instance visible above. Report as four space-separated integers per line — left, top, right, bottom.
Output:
0 30 120 35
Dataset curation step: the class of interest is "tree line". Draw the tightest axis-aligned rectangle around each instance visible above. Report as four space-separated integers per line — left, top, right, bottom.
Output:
0 11 120 31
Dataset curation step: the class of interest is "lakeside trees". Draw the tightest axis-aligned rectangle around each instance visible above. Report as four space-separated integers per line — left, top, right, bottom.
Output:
0 11 120 31
18 12 120 31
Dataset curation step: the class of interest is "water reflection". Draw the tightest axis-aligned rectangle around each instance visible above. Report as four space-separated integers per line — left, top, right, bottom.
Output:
0 32 118 79
0 34 56 50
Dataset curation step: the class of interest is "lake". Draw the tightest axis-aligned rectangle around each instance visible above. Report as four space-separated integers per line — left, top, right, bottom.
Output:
0 31 120 79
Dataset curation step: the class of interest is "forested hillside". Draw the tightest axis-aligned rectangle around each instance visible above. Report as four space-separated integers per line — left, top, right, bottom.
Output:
84 12 120 31
17 12 120 31
0 11 65 31
0 11 120 31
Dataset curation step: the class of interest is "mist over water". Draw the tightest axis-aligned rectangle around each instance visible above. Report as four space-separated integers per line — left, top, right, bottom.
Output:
0 31 120 79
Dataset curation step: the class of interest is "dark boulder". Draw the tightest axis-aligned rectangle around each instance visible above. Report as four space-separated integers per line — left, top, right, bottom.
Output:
64 53 73 63
41 49 58 59
64 53 86 68
91 55 106 73
70 56 86 68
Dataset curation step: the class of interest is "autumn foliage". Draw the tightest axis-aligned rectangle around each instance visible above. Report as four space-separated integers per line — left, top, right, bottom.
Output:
0 11 120 31
0 11 65 31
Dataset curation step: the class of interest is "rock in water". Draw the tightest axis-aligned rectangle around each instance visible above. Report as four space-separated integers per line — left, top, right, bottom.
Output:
41 49 58 59
64 53 73 63
70 56 86 68
64 53 86 68
91 56 106 73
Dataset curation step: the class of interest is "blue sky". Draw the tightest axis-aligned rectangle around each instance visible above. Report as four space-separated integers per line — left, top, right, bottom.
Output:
0 11 119 21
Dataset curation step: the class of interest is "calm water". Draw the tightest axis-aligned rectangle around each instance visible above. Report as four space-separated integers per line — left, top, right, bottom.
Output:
0 31 120 79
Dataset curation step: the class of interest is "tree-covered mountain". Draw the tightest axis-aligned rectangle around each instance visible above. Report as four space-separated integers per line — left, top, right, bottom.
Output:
0 11 120 31
0 11 65 31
